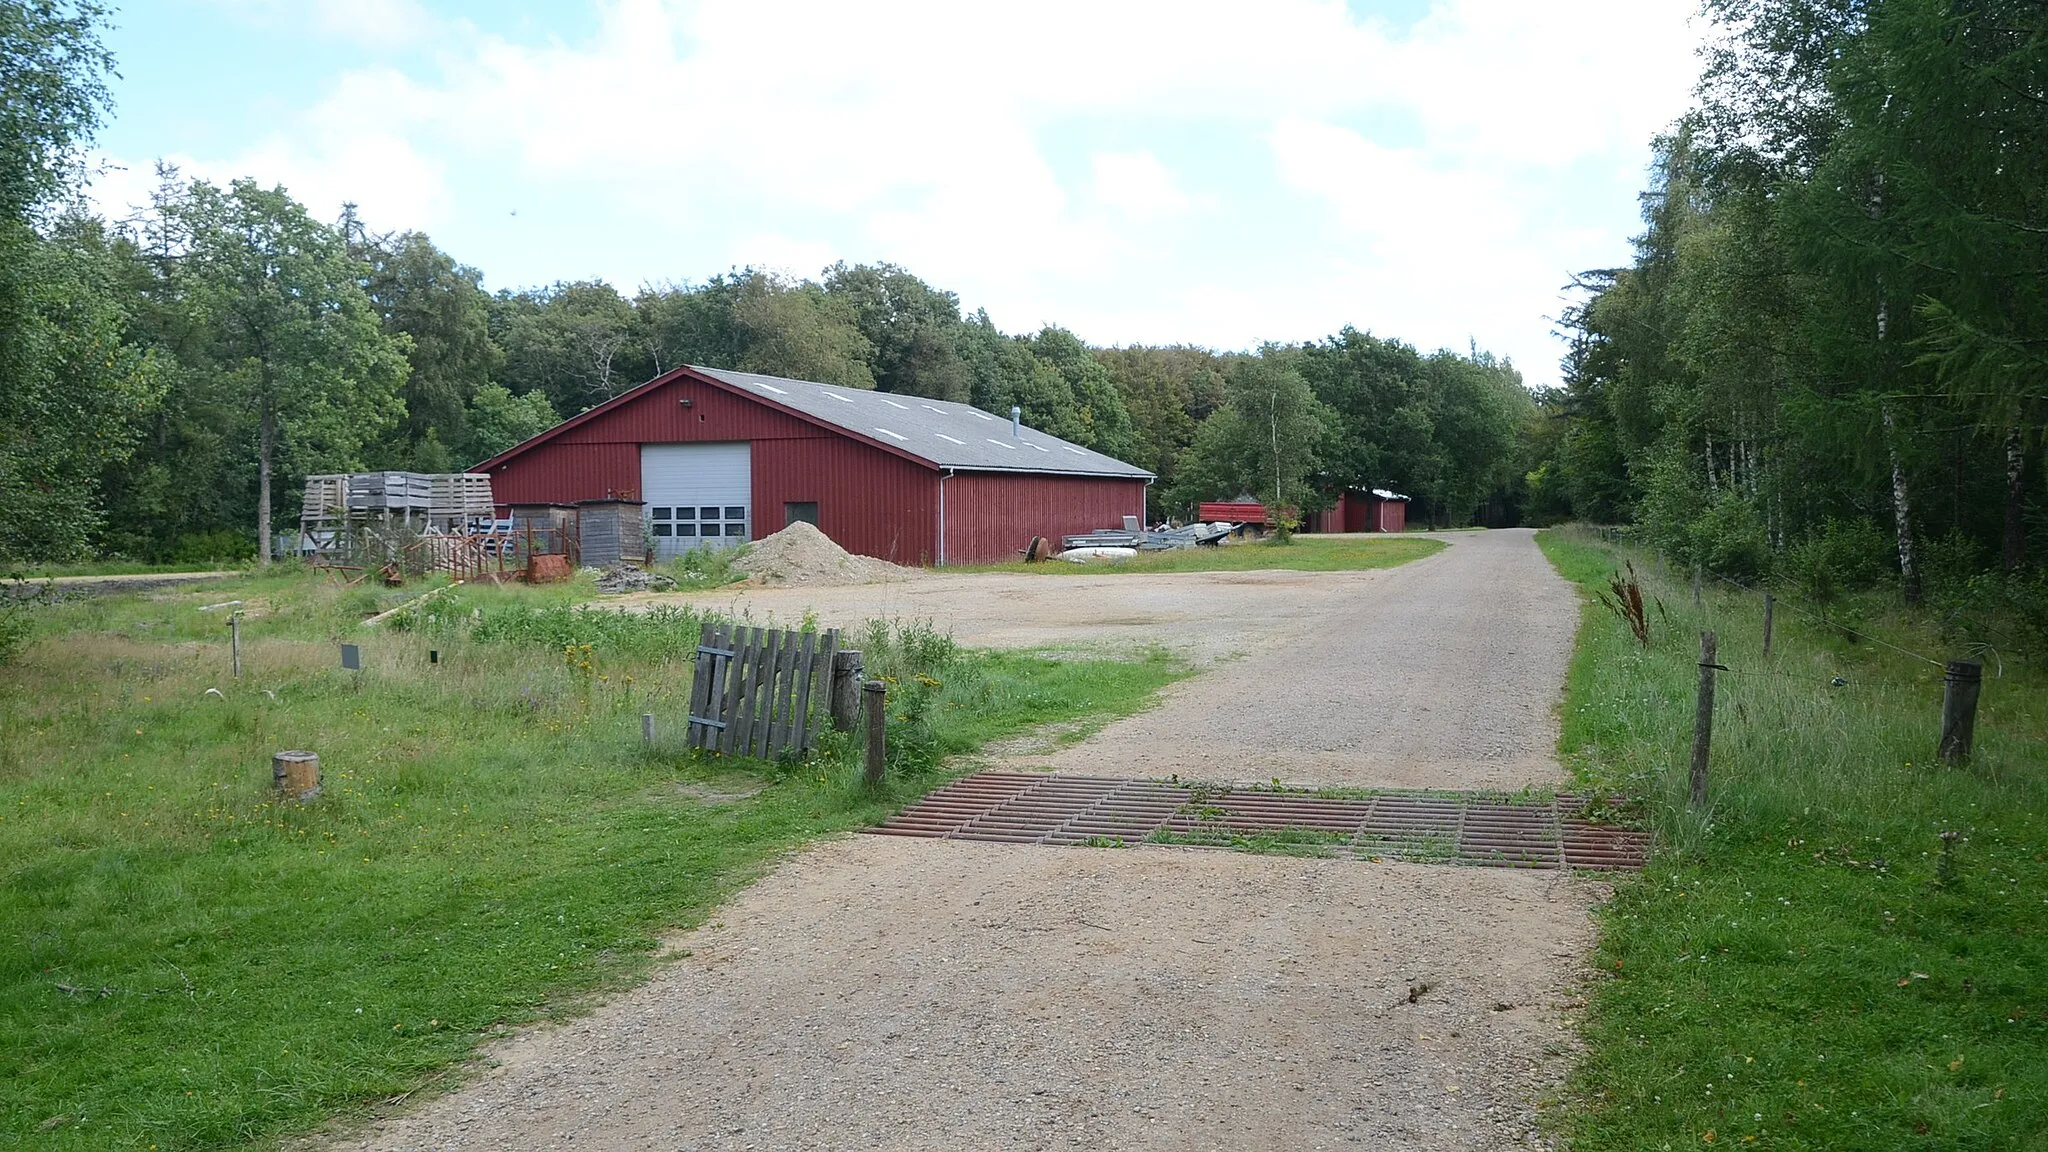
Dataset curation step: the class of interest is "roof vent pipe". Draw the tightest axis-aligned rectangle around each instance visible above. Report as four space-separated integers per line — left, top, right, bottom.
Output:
1011 405 1022 438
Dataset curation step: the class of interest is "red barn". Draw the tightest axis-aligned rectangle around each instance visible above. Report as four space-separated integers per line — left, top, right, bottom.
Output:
474 366 1153 565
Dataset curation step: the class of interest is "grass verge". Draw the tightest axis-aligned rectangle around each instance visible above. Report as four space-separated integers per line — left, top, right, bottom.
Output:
1538 525 2047 1150
0 571 1185 1150
960 533 1443 575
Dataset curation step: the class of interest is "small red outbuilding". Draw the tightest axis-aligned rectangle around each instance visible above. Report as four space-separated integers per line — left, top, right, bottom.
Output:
474 366 1153 566
1312 488 1410 533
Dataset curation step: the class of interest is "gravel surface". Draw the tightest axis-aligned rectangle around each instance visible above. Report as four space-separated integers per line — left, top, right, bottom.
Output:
326 529 1602 1151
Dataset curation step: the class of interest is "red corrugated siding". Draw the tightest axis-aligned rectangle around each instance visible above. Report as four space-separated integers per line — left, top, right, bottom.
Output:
943 472 1148 564
488 442 639 504
484 374 939 563
755 437 936 565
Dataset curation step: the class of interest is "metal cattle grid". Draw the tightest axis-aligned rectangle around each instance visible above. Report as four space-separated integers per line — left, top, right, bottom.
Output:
687 623 838 758
869 772 1647 870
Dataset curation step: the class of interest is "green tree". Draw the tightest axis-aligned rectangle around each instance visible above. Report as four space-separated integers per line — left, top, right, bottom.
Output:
0 0 164 562
350 223 501 463
159 179 409 563
1168 354 1330 519
462 383 557 464
1095 344 1226 515
491 280 639 415
0 215 163 560
1026 326 1134 460
823 262 969 400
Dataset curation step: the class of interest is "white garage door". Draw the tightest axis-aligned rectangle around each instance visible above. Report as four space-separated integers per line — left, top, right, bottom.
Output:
641 442 751 559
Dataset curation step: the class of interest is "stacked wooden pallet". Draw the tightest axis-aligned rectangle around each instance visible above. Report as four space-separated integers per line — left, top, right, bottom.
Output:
346 471 433 513
429 473 495 521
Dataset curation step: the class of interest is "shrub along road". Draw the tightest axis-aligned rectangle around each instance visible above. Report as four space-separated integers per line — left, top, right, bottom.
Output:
334 530 1608 1151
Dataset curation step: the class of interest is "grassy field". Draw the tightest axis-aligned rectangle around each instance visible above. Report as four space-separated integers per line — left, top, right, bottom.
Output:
962 533 1444 574
0 568 1186 1150
1538 527 2048 1150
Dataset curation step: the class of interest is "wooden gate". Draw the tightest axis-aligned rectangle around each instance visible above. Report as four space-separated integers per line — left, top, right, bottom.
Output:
686 623 840 757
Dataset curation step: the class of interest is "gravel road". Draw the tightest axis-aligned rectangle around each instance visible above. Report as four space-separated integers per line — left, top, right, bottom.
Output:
326 529 1602 1151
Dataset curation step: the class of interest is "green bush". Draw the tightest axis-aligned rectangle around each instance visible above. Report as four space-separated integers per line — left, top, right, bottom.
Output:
1688 494 1771 583
1779 517 1892 607
0 579 54 665
858 618 966 776
164 529 257 565
661 544 746 588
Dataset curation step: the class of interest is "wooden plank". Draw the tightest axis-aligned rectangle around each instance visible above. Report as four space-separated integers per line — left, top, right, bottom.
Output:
789 630 819 753
740 626 771 756
686 622 711 749
757 629 788 757
687 622 721 750
738 627 768 757
774 630 805 755
761 628 789 757
716 625 751 755
751 627 780 757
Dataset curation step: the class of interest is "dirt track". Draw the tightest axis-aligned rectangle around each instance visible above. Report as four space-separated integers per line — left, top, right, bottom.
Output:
329 530 1602 1151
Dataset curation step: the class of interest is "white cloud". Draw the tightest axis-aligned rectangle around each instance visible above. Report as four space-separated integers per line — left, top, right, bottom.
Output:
98 0 1708 384
1089 152 1200 219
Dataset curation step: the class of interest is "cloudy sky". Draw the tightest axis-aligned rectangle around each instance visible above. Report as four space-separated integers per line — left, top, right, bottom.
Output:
90 0 1708 387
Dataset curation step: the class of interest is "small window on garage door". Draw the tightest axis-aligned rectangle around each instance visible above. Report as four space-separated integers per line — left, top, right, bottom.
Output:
785 501 819 528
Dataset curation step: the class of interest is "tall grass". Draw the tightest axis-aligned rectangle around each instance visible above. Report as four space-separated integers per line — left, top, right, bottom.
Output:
1539 526 2048 1150
0 572 1184 1150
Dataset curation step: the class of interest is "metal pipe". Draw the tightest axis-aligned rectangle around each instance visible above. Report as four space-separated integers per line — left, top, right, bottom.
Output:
1011 405 1022 438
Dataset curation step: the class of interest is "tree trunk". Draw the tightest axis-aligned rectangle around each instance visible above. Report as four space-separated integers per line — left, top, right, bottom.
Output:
1704 430 1718 497
1882 402 1920 604
2004 429 2026 571
258 399 276 566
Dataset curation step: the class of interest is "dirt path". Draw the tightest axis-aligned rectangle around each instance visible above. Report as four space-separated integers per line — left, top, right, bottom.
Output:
330 530 1602 1151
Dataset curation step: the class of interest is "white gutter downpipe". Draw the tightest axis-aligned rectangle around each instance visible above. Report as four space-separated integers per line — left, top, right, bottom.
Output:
938 468 950 566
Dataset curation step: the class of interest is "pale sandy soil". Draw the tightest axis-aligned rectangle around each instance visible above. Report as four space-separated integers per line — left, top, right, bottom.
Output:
322 530 1602 1152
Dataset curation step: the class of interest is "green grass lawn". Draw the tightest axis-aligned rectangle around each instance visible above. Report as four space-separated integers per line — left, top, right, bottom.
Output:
960 533 1444 575
1538 527 2048 1150
0 570 1186 1150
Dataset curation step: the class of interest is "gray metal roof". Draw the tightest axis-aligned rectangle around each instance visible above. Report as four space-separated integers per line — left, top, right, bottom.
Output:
691 366 1154 479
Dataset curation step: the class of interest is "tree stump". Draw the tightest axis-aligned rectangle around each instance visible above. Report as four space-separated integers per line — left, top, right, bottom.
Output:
272 750 322 801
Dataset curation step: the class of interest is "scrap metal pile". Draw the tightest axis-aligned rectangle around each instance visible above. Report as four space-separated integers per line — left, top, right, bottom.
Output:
1055 518 1237 562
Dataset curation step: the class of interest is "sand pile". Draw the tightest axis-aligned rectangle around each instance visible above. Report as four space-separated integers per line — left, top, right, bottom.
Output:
732 521 914 586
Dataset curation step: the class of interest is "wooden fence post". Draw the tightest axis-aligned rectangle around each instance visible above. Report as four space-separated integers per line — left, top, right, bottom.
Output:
229 613 242 679
1762 595 1774 658
830 650 864 732
641 713 655 746
862 680 886 785
1690 631 1717 808
1938 660 1982 763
